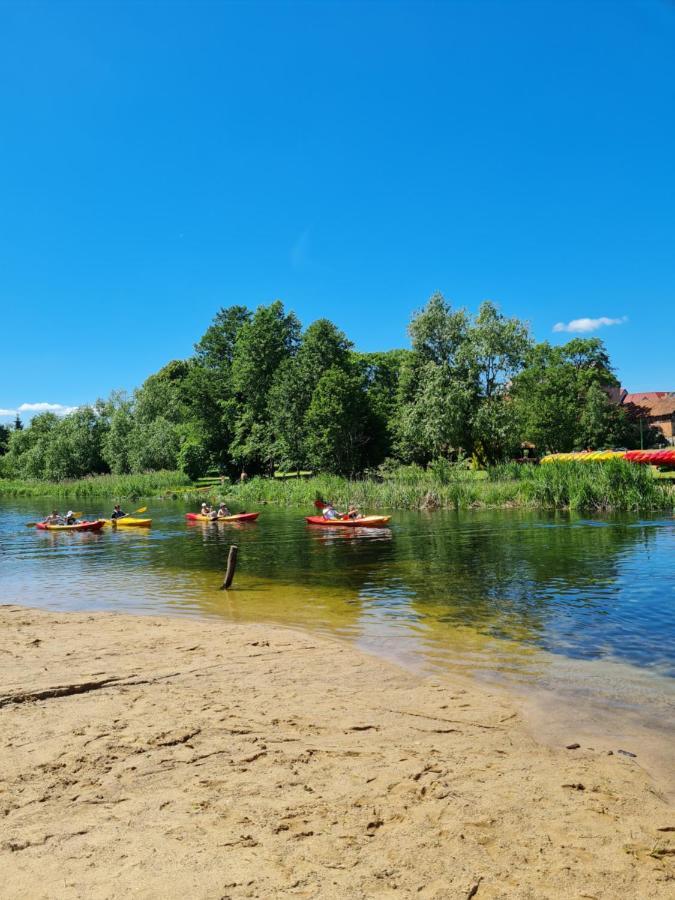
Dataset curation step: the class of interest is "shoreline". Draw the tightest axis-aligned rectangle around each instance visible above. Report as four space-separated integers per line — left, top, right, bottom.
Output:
2 604 673 898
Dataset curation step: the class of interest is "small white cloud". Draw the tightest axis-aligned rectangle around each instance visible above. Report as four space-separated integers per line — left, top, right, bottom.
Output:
17 402 78 416
553 316 628 334
0 408 17 417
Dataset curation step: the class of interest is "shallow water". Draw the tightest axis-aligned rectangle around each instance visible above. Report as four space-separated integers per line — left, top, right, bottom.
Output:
2 499 674 764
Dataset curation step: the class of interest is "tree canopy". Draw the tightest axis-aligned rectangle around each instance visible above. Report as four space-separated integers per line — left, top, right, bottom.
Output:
0 296 647 483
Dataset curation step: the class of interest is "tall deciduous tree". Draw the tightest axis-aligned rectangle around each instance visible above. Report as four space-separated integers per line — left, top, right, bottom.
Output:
230 301 301 471
305 367 373 476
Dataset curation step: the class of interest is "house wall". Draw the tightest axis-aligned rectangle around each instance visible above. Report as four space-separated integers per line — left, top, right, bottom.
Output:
649 415 674 443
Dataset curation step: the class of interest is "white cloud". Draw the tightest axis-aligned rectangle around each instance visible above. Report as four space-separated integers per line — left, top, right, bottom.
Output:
17 402 78 415
553 316 628 334
0 408 17 417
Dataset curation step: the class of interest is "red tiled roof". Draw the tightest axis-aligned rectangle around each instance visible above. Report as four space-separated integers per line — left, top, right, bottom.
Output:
622 391 669 404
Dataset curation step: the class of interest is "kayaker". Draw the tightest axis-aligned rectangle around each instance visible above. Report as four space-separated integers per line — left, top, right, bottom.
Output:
43 510 62 525
111 504 127 520
217 502 231 518
346 504 361 520
65 511 78 525
322 502 342 520
200 502 211 517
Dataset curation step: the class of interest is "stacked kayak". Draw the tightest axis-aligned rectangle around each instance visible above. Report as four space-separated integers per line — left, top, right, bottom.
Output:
305 515 391 528
185 512 260 523
36 520 105 532
625 449 675 465
106 517 152 527
541 449 675 467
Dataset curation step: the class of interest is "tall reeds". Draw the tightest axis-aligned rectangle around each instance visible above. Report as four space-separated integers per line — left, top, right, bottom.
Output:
0 470 191 499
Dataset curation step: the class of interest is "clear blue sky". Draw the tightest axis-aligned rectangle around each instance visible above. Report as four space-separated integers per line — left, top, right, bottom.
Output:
1 0 674 420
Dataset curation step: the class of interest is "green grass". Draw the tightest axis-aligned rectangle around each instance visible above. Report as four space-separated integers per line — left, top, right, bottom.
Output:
197 459 674 512
2 460 672 510
0 470 191 500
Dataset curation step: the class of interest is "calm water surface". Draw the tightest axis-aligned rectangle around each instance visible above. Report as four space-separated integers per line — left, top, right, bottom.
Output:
2 499 674 747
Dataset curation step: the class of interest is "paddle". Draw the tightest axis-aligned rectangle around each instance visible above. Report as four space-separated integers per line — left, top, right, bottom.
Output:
26 511 83 527
110 505 148 522
313 498 327 510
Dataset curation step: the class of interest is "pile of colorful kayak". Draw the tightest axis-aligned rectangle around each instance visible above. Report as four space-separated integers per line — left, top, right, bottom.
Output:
541 449 675 467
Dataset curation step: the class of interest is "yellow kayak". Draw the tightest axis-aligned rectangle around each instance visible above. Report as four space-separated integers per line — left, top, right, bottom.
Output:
105 517 153 528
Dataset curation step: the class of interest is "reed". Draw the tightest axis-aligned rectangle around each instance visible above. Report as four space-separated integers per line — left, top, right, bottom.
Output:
208 460 673 512
0 470 191 500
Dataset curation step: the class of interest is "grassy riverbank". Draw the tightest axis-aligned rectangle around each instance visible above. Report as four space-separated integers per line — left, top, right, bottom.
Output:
1 460 672 510
216 460 674 512
0 471 190 499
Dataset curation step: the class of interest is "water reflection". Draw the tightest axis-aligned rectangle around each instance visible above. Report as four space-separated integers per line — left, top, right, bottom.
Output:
1 502 673 685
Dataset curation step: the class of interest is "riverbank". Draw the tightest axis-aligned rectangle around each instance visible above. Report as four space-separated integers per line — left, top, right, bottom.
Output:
0 470 191 499
2 460 672 511
2 606 672 898
223 460 673 511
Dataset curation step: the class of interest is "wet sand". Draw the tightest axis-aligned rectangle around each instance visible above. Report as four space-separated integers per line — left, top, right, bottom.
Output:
1 605 673 898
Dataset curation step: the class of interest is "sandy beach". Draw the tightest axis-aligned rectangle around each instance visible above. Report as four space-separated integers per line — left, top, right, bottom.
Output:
1 605 673 899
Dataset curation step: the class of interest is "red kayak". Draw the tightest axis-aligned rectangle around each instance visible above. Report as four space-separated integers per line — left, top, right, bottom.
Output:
185 512 260 523
305 515 391 528
36 520 105 532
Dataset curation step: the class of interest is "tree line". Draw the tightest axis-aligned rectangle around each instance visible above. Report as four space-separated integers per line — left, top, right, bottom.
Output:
0 294 649 482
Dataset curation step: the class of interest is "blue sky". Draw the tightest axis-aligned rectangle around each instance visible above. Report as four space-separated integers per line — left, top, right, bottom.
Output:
1 0 674 421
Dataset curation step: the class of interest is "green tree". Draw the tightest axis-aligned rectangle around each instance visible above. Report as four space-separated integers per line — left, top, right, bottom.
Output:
178 439 210 481
135 360 191 425
511 338 623 453
194 305 251 369
355 349 408 464
468 301 531 401
0 424 10 455
305 367 374 475
396 294 474 462
230 301 301 471
128 417 180 472
101 392 135 474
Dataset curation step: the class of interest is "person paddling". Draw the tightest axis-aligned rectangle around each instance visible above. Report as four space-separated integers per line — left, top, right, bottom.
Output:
65 510 78 525
217 502 231 518
43 510 63 525
111 504 127 520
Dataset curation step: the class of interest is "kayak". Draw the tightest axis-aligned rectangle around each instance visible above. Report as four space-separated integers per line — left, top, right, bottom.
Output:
305 515 392 528
105 517 152 527
36 520 105 532
185 512 260 523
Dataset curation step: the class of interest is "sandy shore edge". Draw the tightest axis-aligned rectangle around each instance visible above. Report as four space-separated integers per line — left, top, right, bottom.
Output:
1 604 673 898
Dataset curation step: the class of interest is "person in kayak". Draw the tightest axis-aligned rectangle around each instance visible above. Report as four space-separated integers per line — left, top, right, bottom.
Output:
322 502 342 520
111 504 127 520
345 504 361 520
65 511 78 525
43 510 63 525
200 502 211 517
217 502 231 518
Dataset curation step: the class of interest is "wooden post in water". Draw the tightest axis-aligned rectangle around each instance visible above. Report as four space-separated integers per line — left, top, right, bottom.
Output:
220 545 238 590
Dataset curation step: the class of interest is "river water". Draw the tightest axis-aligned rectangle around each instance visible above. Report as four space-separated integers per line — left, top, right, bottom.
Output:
2 499 674 778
